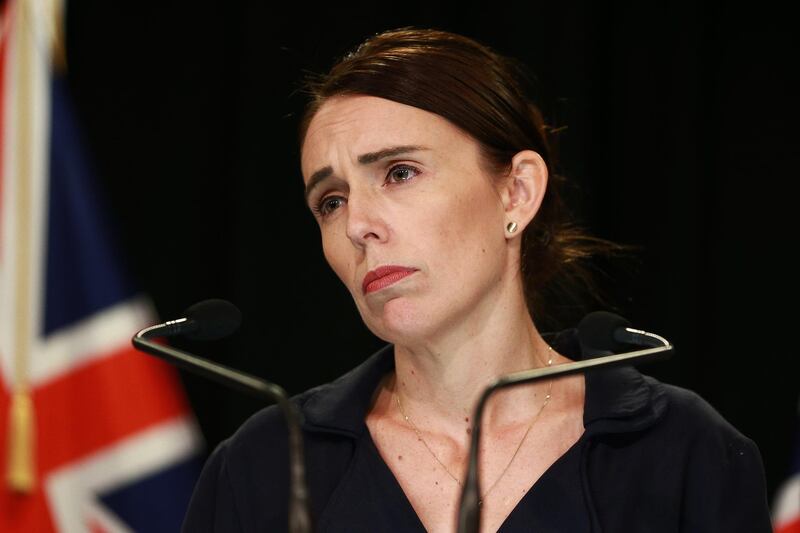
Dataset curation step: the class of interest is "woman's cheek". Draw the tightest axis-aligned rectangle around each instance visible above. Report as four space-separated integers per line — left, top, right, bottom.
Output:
322 236 350 285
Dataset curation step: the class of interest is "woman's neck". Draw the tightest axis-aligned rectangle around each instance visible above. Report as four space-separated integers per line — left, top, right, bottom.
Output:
390 293 555 438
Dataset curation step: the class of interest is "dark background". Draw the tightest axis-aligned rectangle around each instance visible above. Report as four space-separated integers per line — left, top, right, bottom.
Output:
64 1 797 504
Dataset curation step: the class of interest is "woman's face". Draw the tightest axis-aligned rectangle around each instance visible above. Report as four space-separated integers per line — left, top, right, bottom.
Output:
301 95 515 344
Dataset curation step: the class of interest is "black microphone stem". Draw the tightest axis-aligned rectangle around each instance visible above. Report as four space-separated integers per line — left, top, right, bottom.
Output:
134 327 285 399
456 342 673 533
132 327 312 533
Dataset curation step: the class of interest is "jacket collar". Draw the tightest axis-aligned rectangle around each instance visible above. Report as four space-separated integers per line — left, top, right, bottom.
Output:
300 344 395 438
300 329 667 438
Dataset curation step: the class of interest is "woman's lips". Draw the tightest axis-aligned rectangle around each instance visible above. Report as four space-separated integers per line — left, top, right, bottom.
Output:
362 266 417 294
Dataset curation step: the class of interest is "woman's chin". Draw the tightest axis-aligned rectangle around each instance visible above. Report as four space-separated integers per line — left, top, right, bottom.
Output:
365 298 436 345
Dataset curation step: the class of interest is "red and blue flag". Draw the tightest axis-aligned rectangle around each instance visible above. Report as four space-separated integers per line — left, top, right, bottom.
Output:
0 0 203 531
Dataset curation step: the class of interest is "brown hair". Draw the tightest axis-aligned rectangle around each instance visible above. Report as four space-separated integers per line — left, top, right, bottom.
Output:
299 27 623 327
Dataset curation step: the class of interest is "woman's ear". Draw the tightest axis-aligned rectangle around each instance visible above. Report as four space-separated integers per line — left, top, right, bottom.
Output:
499 150 548 235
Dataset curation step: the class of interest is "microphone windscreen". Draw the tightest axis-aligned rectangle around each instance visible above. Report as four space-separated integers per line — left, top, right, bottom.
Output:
182 299 242 341
577 311 631 354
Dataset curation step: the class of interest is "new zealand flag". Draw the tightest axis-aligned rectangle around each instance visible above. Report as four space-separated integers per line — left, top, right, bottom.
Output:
0 1 202 531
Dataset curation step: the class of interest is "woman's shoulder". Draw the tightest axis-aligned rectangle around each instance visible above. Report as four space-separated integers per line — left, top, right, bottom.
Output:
211 343 396 468
584 371 771 531
584 363 760 457
183 349 395 531
214 384 334 476
648 377 755 443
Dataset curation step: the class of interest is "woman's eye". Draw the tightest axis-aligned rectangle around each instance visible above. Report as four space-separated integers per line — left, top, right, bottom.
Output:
315 196 346 217
386 165 419 184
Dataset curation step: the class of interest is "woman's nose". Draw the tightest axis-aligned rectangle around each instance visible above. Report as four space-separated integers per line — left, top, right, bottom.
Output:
345 190 386 248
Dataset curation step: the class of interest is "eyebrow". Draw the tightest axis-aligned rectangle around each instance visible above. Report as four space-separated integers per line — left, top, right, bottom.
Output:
304 145 429 203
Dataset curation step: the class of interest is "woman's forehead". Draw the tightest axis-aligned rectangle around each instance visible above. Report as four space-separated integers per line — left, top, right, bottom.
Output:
306 96 443 144
301 95 474 175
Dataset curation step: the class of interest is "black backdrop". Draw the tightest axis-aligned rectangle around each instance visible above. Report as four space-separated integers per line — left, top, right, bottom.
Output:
64 1 797 503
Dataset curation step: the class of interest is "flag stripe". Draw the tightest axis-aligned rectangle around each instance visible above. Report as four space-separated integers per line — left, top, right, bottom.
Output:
30 297 153 387
45 417 200 532
0 486 55 532
32 346 191 473
776 516 800 533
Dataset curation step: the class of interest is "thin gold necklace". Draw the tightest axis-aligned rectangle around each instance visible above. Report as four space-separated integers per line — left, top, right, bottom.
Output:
394 346 554 506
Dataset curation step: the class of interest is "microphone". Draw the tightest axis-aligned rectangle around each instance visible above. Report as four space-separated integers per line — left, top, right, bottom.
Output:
455 311 674 533
578 310 671 353
132 299 312 533
149 298 242 341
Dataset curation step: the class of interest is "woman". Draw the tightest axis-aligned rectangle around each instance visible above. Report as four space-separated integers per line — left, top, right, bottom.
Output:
183 28 771 532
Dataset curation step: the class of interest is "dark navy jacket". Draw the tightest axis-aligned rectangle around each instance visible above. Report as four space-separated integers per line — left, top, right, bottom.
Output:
182 331 772 532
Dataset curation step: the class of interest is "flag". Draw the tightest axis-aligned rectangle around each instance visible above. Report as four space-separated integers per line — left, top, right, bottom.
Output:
773 397 800 533
0 0 203 531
